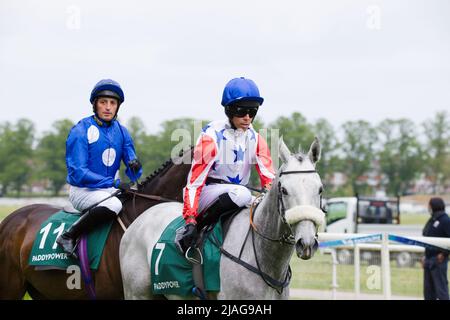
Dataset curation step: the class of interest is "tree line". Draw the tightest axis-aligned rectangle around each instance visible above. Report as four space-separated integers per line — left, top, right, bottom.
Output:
0 111 448 197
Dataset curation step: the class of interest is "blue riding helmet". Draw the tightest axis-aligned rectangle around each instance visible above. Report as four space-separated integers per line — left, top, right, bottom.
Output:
90 79 125 104
221 77 264 107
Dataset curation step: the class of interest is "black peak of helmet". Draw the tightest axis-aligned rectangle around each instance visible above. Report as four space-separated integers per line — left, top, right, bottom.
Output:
95 90 121 103
90 79 125 104
230 100 261 108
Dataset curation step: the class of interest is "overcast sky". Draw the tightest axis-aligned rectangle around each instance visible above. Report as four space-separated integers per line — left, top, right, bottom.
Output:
1 0 449 136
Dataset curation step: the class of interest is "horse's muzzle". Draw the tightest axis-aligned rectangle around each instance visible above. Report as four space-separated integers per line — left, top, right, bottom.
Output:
296 237 319 260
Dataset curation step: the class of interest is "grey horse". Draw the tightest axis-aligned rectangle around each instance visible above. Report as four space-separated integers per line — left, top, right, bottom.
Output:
120 138 325 299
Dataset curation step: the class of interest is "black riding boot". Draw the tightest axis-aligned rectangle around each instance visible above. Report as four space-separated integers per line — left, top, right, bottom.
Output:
56 206 116 258
196 193 240 231
176 193 240 254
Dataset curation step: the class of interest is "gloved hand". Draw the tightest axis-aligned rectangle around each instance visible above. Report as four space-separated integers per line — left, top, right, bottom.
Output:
262 183 272 193
128 159 142 175
114 179 133 192
175 222 198 254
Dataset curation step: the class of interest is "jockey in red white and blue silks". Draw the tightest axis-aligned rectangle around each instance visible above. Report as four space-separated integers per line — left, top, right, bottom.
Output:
175 77 275 254
182 119 275 223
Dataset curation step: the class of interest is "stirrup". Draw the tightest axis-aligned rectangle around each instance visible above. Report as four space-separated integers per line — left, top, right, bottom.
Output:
185 246 203 265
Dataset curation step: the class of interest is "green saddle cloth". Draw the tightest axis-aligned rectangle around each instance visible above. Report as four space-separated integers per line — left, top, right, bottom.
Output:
29 210 113 270
150 216 223 296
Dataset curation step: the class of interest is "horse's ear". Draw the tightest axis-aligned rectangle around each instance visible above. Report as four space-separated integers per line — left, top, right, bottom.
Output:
308 137 321 164
278 136 291 164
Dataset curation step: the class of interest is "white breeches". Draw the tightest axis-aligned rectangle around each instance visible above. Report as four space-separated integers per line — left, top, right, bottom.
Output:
69 186 122 214
198 184 253 213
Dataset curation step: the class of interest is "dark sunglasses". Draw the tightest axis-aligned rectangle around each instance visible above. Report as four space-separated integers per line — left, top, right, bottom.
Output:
229 106 259 118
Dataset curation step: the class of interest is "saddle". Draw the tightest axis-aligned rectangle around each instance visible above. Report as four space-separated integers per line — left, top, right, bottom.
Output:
175 209 241 299
29 210 114 270
151 210 245 298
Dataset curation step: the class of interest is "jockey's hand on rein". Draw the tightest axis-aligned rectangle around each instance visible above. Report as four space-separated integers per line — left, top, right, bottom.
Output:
128 159 142 174
114 179 133 192
262 184 272 193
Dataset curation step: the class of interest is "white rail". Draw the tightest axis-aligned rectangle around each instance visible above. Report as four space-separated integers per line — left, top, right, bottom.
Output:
319 232 450 249
316 232 450 300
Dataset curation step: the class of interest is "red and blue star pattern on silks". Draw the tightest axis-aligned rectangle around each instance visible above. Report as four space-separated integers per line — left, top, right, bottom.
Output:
182 120 275 224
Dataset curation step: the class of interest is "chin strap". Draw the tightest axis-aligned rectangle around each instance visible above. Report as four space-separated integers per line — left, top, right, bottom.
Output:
93 113 117 126
227 117 237 130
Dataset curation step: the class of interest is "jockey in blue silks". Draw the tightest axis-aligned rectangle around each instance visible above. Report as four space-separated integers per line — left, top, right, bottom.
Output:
56 79 143 258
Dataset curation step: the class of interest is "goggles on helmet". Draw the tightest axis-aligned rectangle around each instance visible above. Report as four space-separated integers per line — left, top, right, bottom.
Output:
228 105 259 118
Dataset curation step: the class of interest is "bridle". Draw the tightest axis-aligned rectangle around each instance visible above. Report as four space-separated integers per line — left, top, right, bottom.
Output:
220 168 325 294
250 169 325 246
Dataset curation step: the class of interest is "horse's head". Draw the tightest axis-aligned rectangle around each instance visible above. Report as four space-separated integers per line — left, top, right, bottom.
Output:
277 137 324 260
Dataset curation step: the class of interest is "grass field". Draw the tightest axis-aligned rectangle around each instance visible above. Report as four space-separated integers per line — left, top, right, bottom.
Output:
400 213 428 225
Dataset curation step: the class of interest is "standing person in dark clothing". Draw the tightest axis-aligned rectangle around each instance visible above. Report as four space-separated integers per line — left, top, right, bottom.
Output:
422 197 450 300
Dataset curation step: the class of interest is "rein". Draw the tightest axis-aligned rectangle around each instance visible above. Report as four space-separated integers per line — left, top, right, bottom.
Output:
129 190 180 226
128 190 179 203
116 190 180 230
249 169 321 246
209 225 292 294
214 168 322 294
124 146 190 222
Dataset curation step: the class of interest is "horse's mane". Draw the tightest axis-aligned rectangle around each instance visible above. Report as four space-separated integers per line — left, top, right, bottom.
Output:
137 159 173 189
137 146 192 189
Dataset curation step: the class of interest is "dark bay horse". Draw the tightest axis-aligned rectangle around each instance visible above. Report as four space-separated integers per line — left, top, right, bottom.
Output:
0 148 192 299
